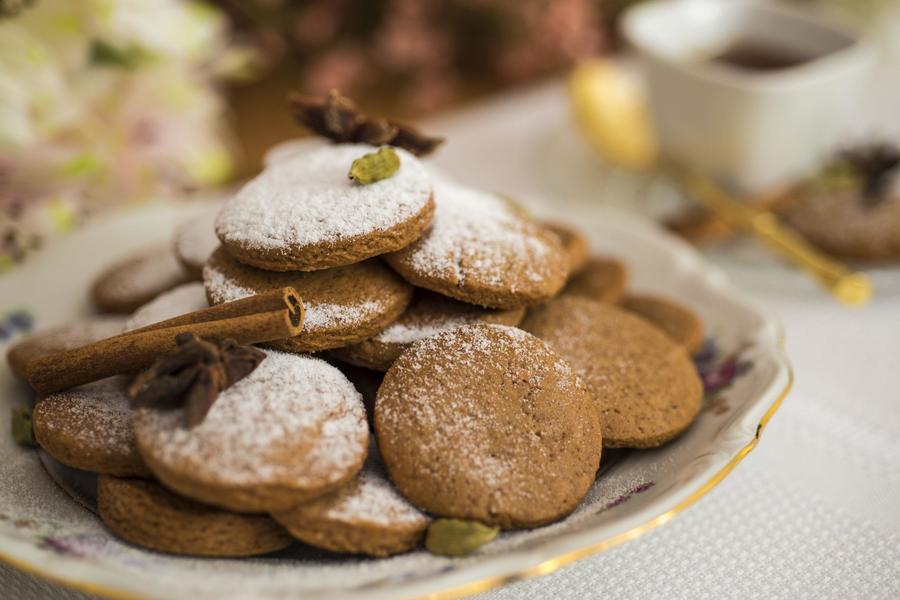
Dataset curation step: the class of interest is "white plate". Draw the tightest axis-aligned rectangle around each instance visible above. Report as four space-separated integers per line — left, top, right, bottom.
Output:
0 200 792 600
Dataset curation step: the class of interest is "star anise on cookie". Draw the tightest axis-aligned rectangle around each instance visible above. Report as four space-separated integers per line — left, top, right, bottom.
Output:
828 143 900 209
289 89 444 156
128 333 266 428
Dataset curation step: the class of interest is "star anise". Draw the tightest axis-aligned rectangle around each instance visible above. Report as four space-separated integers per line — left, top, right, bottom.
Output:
837 143 900 208
128 333 266 428
289 89 444 157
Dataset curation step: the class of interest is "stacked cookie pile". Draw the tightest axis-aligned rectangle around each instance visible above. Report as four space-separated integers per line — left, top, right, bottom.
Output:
8 93 706 559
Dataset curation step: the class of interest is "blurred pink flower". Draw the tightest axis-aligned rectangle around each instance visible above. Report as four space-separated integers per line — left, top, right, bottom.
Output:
495 0 602 82
303 44 373 95
374 0 454 71
292 0 346 47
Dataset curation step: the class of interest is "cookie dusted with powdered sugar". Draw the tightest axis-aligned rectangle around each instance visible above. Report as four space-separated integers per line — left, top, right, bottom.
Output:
215 144 435 271
385 181 570 309
330 290 525 371
91 246 192 314
133 351 369 513
375 324 601 529
522 296 702 448
272 443 429 557
33 377 151 477
203 247 412 353
124 282 209 332
6 317 126 381
781 186 900 261
173 206 221 278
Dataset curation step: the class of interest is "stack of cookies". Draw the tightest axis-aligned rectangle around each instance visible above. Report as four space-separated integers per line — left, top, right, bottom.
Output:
8 93 707 559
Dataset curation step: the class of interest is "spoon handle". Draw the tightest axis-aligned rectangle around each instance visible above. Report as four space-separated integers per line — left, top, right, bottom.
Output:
674 166 872 307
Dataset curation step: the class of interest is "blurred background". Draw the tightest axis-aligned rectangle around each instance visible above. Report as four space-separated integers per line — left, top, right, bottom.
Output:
2 0 899 271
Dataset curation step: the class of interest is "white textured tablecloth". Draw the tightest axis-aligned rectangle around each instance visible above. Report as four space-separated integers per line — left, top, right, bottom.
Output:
4 76 900 600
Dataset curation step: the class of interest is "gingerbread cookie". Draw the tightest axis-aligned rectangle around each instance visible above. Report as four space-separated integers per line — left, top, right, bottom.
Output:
33 377 150 477
98 476 293 557
562 256 627 304
124 282 209 332
204 247 412 352
521 296 702 448
542 220 589 274
91 246 192 314
375 324 601 529
781 187 900 261
272 444 429 557
215 144 435 271
173 206 221 278
262 137 327 167
6 317 125 381
621 293 704 354
331 290 525 371
385 181 570 309
134 351 369 512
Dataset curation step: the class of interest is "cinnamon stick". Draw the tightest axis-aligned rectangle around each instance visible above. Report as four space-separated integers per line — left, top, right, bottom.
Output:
26 287 304 395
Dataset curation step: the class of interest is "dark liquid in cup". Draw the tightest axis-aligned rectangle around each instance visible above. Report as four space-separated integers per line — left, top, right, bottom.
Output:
709 41 815 71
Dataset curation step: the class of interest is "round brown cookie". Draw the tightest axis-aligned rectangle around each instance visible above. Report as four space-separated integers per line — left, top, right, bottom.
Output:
33 377 151 477
272 444 429 557
562 256 627 304
91 246 193 314
521 296 702 448
330 290 526 371
215 143 435 271
780 187 900 261
262 137 328 167
98 476 293 557
620 293 704 355
542 220 590 274
124 282 209 332
203 247 412 353
375 324 601 529
134 351 369 513
385 181 570 309
6 317 125 381
173 206 221 278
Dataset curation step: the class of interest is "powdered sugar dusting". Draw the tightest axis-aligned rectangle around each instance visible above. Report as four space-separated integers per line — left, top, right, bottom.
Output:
379 324 586 501
316 447 428 528
134 351 368 487
376 316 470 344
374 293 508 345
96 247 189 301
202 256 392 332
215 144 432 250
303 300 386 330
398 181 558 287
174 207 220 271
39 377 136 455
124 283 209 331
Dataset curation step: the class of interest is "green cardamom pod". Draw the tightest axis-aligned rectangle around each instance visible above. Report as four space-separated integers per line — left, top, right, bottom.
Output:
11 406 36 447
425 518 499 557
348 147 400 185
812 160 860 192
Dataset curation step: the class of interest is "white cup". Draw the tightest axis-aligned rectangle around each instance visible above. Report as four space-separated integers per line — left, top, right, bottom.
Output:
622 0 876 195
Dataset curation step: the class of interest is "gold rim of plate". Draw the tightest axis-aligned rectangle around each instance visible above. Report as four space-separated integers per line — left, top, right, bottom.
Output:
0 325 793 600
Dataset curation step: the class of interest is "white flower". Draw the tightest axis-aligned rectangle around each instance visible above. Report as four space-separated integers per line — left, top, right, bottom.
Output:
85 0 227 63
